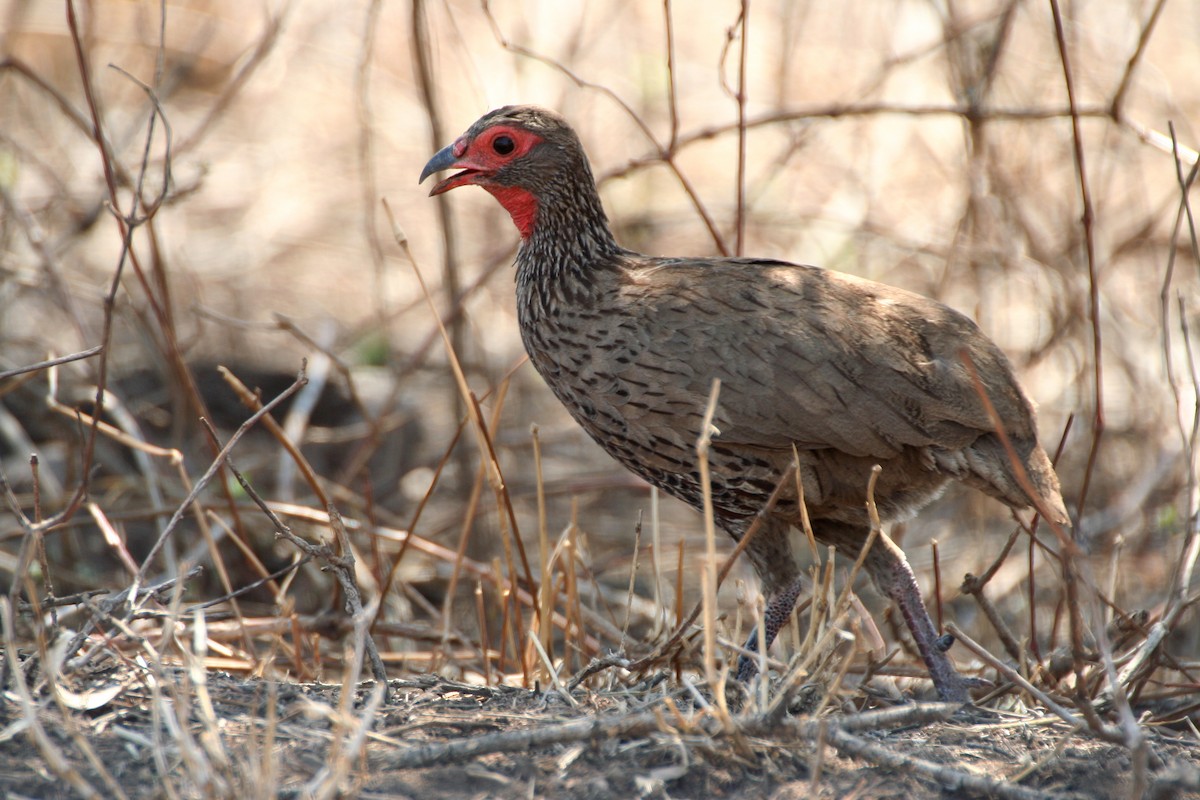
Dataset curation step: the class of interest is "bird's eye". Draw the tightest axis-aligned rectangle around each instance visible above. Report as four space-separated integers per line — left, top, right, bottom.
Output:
493 135 515 155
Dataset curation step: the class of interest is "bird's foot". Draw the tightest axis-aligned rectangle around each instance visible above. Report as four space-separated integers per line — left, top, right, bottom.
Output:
734 626 767 682
927 660 995 704
735 653 760 683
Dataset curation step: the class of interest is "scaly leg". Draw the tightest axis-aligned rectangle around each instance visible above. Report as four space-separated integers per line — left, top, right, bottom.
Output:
735 574 807 681
863 529 971 703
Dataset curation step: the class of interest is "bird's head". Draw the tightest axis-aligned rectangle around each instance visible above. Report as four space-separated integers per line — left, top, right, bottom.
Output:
419 105 587 240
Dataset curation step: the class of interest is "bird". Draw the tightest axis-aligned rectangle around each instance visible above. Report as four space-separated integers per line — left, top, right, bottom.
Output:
420 105 1069 703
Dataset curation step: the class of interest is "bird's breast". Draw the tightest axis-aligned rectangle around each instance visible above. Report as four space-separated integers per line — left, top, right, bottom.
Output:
516 291 785 519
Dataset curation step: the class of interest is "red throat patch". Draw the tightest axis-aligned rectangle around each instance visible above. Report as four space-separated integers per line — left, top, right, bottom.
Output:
484 184 539 239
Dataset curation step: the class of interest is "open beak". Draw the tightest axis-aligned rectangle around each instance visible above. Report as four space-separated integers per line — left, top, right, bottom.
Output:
419 143 485 196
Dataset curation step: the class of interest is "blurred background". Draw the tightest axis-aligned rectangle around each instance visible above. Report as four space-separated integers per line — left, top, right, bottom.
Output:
1 0 1198 687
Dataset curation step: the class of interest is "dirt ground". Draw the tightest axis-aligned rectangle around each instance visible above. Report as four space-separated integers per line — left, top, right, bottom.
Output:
3 661 1199 800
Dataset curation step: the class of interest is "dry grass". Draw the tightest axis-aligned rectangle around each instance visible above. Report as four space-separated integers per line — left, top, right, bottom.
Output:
1 1 1199 797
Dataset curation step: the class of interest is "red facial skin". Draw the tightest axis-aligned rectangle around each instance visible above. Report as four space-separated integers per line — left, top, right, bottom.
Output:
428 125 543 240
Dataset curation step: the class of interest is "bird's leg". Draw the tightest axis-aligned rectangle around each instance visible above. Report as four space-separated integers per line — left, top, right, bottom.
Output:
734 515 804 681
866 531 972 703
735 575 806 681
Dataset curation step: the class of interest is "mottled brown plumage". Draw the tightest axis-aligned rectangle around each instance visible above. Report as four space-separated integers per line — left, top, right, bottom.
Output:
421 105 1069 702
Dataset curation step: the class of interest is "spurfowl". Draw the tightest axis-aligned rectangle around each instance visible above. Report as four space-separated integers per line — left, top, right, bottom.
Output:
420 105 1069 703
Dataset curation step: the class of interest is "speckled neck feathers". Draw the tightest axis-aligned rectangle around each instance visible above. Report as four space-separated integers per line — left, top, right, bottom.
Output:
513 138 623 323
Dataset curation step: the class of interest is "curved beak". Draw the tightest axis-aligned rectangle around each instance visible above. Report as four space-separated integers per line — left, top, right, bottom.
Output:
419 142 485 196
419 144 457 184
